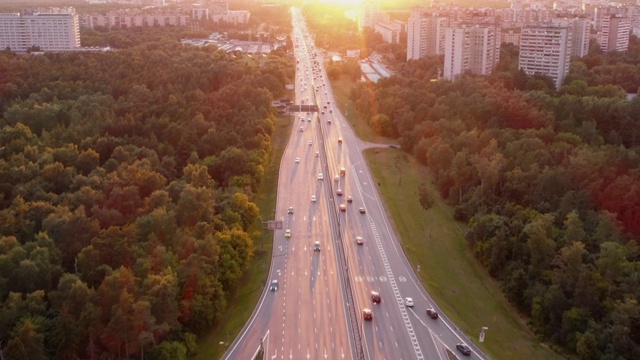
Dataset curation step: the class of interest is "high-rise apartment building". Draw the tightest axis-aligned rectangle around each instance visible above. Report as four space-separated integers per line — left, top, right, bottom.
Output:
443 25 499 80
407 10 448 61
501 29 521 46
0 9 80 53
553 17 591 58
571 18 591 57
518 25 571 89
374 22 401 43
598 15 630 52
359 1 389 30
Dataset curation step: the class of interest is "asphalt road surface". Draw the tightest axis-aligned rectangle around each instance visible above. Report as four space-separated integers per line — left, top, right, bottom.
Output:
223 8 489 360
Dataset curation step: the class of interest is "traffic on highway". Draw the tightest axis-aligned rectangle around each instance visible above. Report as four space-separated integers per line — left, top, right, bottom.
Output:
223 7 488 360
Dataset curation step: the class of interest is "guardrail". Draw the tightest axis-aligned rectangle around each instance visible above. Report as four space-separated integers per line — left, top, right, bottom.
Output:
316 108 366 360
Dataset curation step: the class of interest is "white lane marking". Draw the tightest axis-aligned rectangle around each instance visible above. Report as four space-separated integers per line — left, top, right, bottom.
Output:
370 221 425 359
408 307 429 329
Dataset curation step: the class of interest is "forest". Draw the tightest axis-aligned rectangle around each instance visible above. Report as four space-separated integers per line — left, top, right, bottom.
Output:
0 27 294 359
349 45 640 359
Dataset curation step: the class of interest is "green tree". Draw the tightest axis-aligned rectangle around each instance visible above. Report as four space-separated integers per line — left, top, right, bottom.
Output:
417 183 435 212
148 341 187 360
563 210 587 248
6 317 47 360
576 330 599 360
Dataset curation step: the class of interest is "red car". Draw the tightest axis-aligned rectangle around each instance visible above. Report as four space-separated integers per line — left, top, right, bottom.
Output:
363 308 373 321
371 291 381 303
426 308 438 319
456 343 471 356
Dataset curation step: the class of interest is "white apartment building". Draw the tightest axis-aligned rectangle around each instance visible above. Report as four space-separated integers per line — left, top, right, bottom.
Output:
191 2 250 25
553 17 591 58
501 29 521 46
81 13 189 29
407 13 448 60
598 15 630 52
359 1 389 30
0 10 80 52
571 18 591 57
374 22 401 43
518 25 572 89
192 8 209 21
443 25 499 80
212 10 250 25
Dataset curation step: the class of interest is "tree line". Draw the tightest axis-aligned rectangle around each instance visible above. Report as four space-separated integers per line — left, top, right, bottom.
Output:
0 26 294 359
349 51 640 359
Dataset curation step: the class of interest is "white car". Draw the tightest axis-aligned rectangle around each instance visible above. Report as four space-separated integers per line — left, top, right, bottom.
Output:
295 157 300 163
404 297 414 307
311 195 317 202
269 280 278 291
318 173 324 180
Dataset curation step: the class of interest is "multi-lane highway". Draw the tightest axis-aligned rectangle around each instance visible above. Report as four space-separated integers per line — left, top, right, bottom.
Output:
223 8 488 360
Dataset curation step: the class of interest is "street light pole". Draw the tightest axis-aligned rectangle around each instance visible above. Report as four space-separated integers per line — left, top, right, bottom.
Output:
260 218 265 250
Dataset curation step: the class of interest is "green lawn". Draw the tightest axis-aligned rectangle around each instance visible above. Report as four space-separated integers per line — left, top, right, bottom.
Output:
195 113 291 359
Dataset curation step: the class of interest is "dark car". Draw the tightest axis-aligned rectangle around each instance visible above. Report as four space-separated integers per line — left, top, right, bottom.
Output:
426 308 438 319
456 343 471 356
346 196 353 203
363 308 373 321
287 207 294 214
371 291 381 303
359 207 366 214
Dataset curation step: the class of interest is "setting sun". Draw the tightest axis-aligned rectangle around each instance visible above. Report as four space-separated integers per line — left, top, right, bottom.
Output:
315 0 362 7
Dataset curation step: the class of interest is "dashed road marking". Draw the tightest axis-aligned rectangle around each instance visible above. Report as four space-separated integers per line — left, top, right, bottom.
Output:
370 222 424 360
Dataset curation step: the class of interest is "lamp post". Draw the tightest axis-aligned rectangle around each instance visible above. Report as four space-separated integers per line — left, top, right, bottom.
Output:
260 217 265 250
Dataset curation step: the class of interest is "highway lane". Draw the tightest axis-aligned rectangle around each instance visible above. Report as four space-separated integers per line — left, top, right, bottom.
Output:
226 7 488 360
223 10 355 360
297 9 489 360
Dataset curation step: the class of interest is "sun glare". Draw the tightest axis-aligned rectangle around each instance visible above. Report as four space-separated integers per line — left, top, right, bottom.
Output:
317 0 362 7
